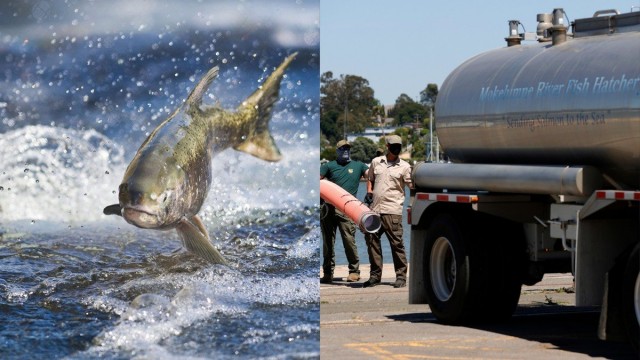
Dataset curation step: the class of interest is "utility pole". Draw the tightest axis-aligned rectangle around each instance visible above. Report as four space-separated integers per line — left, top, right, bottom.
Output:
429 107 434 162
343 93 348 140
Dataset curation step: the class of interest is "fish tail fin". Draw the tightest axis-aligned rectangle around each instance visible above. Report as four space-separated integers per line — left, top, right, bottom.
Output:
177 215 228 265
233 52 297 162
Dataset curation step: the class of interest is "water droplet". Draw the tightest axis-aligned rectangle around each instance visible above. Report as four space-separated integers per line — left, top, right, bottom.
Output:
105 170 110 175
24 169 29 173
31 220 35 224
0 186 3 191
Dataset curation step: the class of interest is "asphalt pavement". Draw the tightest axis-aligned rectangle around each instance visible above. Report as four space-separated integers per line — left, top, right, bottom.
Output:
320 264 637 359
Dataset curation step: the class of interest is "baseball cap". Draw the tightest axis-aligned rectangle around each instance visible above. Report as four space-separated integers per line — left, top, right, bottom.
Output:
385 135 402 145
336 140 351 148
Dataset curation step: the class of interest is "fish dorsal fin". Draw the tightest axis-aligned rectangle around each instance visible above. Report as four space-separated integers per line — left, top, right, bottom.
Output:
186 66 220 110
232 52 297 162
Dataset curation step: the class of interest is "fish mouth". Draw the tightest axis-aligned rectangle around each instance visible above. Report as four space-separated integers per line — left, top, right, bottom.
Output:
122 206 162 229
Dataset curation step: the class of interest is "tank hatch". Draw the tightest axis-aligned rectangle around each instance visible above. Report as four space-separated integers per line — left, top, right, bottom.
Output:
574 9 640 37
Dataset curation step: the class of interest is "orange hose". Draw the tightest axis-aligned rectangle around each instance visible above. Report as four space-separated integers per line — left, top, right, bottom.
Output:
320 179 381 233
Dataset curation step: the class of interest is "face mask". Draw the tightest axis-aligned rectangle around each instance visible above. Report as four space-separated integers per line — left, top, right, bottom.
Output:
388 145 401 156
336 148 351 164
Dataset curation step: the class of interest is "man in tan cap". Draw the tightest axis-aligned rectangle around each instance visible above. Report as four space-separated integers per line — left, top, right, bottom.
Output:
320 139 369 284
363 134 412 288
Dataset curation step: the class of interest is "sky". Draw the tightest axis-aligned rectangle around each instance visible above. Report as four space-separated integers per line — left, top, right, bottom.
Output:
321 0 638 105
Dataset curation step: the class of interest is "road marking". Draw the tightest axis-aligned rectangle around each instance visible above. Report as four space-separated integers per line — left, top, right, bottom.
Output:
344 337 519 360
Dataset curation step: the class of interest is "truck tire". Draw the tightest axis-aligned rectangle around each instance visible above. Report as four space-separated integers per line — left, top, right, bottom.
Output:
622 244 639 351
424 213 522 324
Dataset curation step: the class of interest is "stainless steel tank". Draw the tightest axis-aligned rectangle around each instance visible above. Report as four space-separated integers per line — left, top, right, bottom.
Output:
435 21 640 188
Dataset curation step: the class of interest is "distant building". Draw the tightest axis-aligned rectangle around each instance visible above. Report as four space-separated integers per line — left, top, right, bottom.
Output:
404 122 423 131
347 126 401 143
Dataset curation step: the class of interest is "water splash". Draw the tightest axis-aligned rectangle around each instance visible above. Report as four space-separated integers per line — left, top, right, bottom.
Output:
0 125 125 222
286 226 321 259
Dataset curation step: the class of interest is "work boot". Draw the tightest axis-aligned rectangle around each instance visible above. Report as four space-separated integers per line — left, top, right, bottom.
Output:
346 273 360 282
320 274 332 284
393 278 406 288
362 278 380 288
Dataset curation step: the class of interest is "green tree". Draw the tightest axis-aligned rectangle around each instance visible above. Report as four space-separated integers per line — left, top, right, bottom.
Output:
412 139 426 161
393 127 411 147
420 83 438 130
388 94 428 125
419 83 439 108
321 146 336 161
350 137 378 163
320 132 331 160
321 72 379 145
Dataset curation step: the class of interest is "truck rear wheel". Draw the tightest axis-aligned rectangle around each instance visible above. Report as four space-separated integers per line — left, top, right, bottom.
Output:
424 213 522 324
424 214 472 323
622 244 639 351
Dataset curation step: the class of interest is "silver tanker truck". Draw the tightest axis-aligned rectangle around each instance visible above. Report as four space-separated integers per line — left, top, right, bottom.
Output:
408 8 640 349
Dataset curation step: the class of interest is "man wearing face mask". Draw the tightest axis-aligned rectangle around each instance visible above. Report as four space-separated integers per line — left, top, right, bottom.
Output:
363 135 412 288
320 140 369 284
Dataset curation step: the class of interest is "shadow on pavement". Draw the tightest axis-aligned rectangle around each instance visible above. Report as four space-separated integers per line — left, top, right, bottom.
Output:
386 307 637 359
322 279 396 288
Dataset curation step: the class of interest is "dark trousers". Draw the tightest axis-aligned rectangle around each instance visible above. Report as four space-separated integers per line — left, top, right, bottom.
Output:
365 214 407 281
321 204 360 276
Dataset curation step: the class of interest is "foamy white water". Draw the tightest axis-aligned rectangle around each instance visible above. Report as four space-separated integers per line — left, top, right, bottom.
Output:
0 125 125 222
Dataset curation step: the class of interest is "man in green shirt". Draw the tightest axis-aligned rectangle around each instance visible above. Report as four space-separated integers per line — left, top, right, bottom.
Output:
320 140 369 284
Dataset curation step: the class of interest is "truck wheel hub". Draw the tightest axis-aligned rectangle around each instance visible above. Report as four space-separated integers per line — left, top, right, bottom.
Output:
430 236 456 302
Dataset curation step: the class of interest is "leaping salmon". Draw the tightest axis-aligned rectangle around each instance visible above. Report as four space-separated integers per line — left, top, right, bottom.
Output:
103 53 297 264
